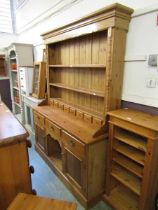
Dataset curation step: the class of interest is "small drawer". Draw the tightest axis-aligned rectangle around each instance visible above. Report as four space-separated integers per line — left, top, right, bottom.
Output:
33 111 45 130
45 119 61 140
62 131 85 159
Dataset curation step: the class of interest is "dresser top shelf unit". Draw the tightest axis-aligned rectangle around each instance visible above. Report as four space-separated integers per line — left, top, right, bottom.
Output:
41 3 133 124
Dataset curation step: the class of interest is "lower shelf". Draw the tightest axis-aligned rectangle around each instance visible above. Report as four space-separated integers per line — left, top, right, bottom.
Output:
49 154 62 171
103 185 139 210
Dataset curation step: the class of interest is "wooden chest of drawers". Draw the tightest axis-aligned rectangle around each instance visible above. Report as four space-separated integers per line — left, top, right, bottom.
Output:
0 103 33 210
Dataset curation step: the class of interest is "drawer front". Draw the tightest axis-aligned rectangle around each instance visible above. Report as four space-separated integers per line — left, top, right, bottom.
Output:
33 111 45 130
62 131 85 159
45 119 61 140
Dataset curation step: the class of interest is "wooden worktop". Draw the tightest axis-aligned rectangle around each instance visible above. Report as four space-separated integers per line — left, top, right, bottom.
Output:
33 105 107 144
0 102 28 145
108 108 158 132
7 193 77 210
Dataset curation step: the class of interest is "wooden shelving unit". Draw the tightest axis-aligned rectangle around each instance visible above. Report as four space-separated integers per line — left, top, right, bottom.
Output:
33 3 133 209
0 55 6 76
32 62 46 99
8 43 33 121
104 108 158 210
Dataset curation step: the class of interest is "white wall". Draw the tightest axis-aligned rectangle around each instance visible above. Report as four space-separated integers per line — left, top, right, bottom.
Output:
0 33 18 49
123 10 158 108
14 0 158 108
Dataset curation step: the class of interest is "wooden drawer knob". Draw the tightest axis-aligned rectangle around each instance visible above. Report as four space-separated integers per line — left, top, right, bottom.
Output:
51 126 54 131
69 139 75 147
26 139 32 148
30 165 35 174
32 189 37 195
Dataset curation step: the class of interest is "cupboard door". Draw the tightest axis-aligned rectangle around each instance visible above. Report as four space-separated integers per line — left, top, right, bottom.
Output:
35 125 46 152
63 147 87 195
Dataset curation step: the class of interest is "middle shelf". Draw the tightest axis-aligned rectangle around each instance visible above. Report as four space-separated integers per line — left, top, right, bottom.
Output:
111 163 141 196
49 83 105 97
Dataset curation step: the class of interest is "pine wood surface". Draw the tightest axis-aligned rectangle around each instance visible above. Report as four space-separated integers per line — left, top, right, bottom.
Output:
7 193 77 210
108 108 158 133
103 185 139 210
41 3 133 43
0 103 32 210
37 3 133 208
105 108 158 210
32 62 46 99
33 105 104 144
0 102 28 145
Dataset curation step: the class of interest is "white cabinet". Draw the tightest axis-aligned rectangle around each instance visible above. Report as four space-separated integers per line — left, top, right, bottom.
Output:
19 67 33 96
8 43 33 122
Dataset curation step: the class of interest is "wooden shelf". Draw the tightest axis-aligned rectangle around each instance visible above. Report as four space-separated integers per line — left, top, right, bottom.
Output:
115 129 147 152
49 64 106 68
104 185 139 210
14 101 21 108
10 56 16 60
111 164 141 196
13 86 19 91
49 154 62 172
11 70 17 73
49 83 104 97
113 153 143 178
114 142 145 166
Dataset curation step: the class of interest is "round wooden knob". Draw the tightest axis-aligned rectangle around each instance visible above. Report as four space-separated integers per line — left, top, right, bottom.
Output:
32 189 37 195
26 140 32 148
30 165 35 174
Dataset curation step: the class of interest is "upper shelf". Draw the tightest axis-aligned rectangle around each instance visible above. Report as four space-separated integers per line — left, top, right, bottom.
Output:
11 70 17 73
49 83 105 97
49 64 106 68
10 57 16 60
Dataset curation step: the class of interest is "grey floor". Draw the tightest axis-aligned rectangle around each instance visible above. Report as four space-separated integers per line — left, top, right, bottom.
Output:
28 133 112 210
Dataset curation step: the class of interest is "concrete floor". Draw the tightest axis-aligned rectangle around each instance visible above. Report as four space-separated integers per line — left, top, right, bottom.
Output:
28 133 111 210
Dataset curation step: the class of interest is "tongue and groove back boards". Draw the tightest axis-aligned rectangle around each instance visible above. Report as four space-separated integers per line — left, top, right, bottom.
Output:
42 3 134 122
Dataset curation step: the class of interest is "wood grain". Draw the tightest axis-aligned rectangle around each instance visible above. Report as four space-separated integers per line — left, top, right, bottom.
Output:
0 103 32 210
7 193 77 210
0 103 28 145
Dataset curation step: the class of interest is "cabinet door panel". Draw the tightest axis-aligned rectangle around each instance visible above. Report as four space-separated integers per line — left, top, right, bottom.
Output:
63 148 87 195
35 125 46 152
33 112 45 130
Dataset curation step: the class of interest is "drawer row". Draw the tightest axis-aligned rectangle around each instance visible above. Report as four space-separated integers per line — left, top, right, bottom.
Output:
33 111 85 159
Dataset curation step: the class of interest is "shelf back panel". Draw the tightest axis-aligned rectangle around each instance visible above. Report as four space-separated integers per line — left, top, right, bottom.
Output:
48 31 107 65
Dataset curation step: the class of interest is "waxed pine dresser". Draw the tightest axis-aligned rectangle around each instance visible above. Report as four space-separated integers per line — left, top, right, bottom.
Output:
33 3 133 208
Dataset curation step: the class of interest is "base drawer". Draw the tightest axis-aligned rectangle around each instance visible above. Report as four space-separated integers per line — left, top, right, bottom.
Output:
33 111 45 130
61 131 85 159
45 119 61 140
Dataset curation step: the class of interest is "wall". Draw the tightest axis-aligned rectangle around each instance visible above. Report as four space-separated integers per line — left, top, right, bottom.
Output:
15 0 158 108
0 33 18 49
123 10 158 108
